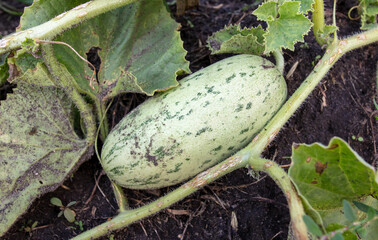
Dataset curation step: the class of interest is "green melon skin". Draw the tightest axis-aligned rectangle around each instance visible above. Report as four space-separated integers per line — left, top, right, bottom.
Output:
101 54 287 189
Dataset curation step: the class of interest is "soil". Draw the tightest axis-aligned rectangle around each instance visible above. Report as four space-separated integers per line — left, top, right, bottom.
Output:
1 0 377 240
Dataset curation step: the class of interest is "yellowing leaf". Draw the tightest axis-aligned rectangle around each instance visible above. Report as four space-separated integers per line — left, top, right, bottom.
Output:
0 83 93 235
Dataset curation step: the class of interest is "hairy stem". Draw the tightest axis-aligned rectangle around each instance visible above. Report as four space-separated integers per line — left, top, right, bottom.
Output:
313 0 326 45
72 153 250 240
41 44 96 143
249 158 307 240
0 0 139 55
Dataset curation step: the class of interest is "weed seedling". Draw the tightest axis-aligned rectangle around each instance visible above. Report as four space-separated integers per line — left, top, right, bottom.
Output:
352 136 364 142
19 220 38 234
75 221 84 231
50 197 77 223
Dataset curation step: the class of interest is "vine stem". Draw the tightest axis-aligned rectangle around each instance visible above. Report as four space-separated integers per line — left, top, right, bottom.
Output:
248 27 378 157
248 158 307 240
72 27 378 240
0 0 139 55
313 0 326 45
94 98 109 142
94 98 128 211
71 153 251 240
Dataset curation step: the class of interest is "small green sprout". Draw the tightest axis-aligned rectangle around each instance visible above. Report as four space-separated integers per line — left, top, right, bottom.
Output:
300 42 310 49
50 197 77 223
19 220 38 234
75 220 84 231
351 136 364 142
374 99 378 120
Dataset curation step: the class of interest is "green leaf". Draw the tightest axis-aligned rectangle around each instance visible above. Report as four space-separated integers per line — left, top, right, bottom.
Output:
289 137 378 239
326 223 358 240
353 201 378 215
207 25 265 55
216 1 314 55
31 221 38 228
303 215 323 236
356 228 367 239
356 198 378 240
19 0 190 98
0 83 93 235
50 197 63 207
321 24 339 41
331 233 344 240
11 62 56 86
263 1 312 53
63 208 76 223
343 200 357 222
66 201 76 208
289 137 378 210
359 0 378 30
367 207 376 220
253 1 278 22
299 0 315 13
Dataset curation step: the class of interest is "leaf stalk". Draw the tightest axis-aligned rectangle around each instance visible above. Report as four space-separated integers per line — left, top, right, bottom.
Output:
41 44 97 143
248 158 307 240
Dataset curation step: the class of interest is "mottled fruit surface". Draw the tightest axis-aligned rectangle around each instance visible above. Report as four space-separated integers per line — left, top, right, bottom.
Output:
101 54 287 189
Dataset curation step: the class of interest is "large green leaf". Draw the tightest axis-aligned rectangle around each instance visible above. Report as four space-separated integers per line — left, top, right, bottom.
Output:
288 137 378 238
289 137 377 210
18 0 190 99
0 83 93 235
253 1 312 53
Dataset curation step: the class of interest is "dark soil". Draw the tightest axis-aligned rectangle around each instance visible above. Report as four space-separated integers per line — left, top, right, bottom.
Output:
1 0 377 240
